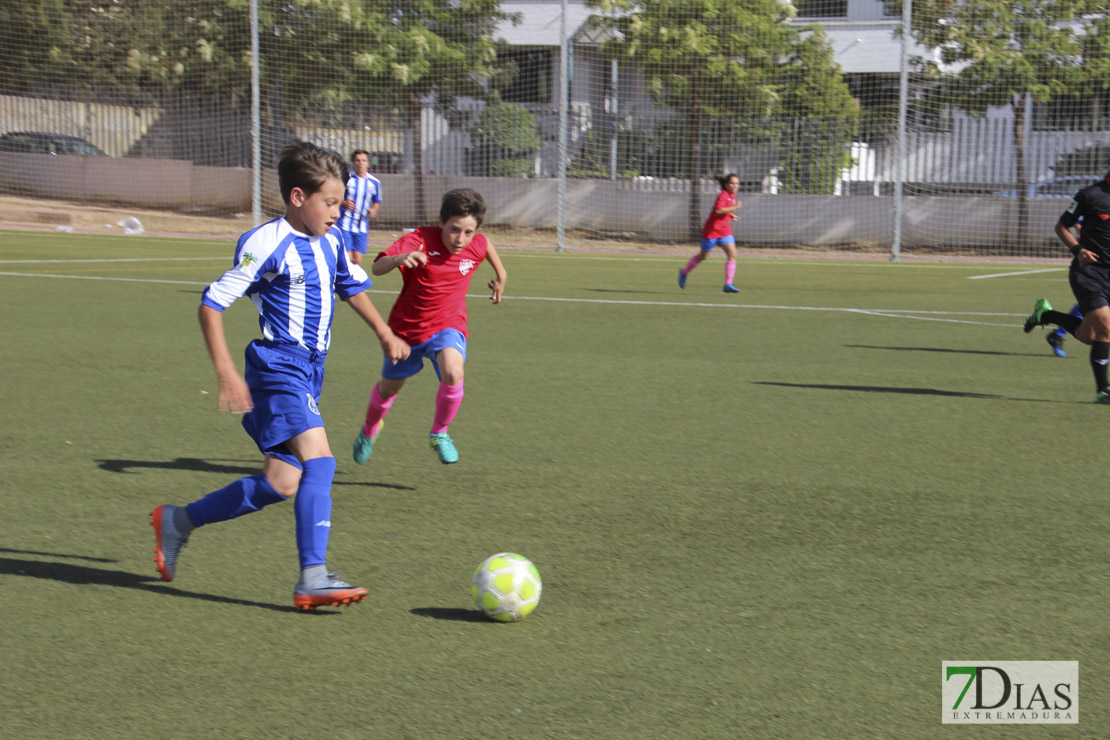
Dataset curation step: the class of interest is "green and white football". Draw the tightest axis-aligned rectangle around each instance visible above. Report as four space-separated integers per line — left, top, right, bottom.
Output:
471 552 542 622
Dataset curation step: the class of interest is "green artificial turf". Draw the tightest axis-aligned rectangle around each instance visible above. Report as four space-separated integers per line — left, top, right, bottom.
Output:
0 230 1101 737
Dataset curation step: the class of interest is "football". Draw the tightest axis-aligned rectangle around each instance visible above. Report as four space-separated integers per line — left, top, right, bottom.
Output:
471 552 542 622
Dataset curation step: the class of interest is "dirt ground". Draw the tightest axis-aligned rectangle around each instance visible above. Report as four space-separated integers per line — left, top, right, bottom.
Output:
0 194 1065 263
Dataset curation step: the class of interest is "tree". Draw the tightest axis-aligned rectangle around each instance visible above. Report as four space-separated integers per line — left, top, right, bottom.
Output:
893 0 1108 247
586 0 857 238
329 0 515 220
2 1 514 218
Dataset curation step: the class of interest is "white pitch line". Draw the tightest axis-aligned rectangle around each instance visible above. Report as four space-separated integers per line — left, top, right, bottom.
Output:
0 256 226 264
0 270 1023 327
968 267 1064 280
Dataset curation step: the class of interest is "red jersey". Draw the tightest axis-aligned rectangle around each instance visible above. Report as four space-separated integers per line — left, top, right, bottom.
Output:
701 190 737 240
376 225 489 345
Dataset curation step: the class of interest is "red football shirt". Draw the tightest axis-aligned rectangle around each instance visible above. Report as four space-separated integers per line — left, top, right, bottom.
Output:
376 225 489 345
701 191 737 240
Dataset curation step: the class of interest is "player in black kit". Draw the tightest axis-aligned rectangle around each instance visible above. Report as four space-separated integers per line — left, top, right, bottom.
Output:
1024 157 1110 403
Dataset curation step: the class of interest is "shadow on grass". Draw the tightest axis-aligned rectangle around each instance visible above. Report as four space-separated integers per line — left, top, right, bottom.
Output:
94 457 416 491
846 344 1046 358
0 556 334 614
753 381 1002 399
0 547 117 563
410 606 489 622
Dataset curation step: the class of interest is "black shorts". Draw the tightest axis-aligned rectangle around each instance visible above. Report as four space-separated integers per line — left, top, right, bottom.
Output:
1069 261 1110 313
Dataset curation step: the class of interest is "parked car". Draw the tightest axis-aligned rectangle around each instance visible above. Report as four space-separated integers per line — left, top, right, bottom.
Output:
994 175 1101 199
0 131 107 156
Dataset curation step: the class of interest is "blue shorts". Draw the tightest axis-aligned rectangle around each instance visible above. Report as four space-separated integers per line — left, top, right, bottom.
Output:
700 235 735 252
343 230 368 254
382 329 467 381
240 340 327 468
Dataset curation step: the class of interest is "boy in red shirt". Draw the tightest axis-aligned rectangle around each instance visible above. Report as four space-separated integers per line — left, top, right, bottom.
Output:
678 173 742 293
353 188 507 464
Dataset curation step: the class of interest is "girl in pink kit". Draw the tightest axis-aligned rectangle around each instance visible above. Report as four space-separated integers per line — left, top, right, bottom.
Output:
678 173 742 293
353 188 507 464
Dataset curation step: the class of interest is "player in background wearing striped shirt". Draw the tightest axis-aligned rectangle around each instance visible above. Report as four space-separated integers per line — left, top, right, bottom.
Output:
149 141 409 610
338 149 382 266
353 188 507 465
678 173 742 293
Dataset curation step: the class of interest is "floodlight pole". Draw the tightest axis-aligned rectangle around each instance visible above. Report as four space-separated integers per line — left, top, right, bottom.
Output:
251 0 262 227
891 0 911 261
556 0 568 252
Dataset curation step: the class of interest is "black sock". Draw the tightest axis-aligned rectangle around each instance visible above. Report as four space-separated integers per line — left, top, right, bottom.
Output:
1042 310 1083 336
1091 341 1110 391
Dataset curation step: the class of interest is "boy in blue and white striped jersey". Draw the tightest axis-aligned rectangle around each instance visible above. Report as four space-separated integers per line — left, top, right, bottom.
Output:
149 141 409 611
338 149 382 266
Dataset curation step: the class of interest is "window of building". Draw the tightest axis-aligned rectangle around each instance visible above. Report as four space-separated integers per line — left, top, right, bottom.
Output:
498 48 552 104
793 0 848 18
1032 92 1110 131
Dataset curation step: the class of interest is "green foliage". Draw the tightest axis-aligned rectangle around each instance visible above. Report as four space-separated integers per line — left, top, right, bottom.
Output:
472 102 540 177
897 0 1106 114
473 103 541 153
586 0 857 205
0 0 73 91
0 0 514 114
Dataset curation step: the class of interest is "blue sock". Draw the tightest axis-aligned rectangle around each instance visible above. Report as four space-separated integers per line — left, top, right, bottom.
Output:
186 474 286 527
294 457 337 568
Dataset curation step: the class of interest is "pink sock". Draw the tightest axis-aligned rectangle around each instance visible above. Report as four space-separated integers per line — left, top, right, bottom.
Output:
431 381 464 435
725 260 737 285
682 255 700 275
361 384 396 437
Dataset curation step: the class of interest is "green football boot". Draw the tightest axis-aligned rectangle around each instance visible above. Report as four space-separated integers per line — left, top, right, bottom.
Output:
1023 298 1053 333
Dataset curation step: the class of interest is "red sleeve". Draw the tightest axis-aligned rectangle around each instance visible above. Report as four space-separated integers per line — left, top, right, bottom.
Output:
375 229 426 266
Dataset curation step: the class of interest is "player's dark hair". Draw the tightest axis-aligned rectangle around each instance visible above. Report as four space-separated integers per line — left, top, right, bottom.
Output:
351 149 370 161
440 188 486 227
277 141 349 204
716 173 739 190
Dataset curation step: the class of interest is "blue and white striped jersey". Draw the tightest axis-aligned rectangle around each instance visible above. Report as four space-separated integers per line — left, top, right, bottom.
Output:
337 173 383 234
201 217 372 353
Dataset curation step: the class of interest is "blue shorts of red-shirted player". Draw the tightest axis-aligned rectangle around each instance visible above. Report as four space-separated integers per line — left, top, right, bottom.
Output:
381 328 467 381
700 235 735 252
343 230 368 254
240 339 326 469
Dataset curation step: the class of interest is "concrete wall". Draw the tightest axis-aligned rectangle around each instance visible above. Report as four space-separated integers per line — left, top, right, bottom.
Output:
0 153 251 213
0 155 1072 250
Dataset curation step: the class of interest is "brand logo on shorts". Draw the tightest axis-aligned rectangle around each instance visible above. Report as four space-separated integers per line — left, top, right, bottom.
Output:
1099 213 1109 220
459 259 476 275
306 394 320 415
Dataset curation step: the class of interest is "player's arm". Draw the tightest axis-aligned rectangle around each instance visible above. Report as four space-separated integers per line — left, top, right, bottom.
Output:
368 201 381 219
345 291 410 363
371 249 427 275
484 243 507 304
1057 197 1095 263
198 304 253 414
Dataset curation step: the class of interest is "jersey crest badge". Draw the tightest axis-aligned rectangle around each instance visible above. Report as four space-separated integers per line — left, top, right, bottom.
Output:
239 252 257 267
459 259 476 276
